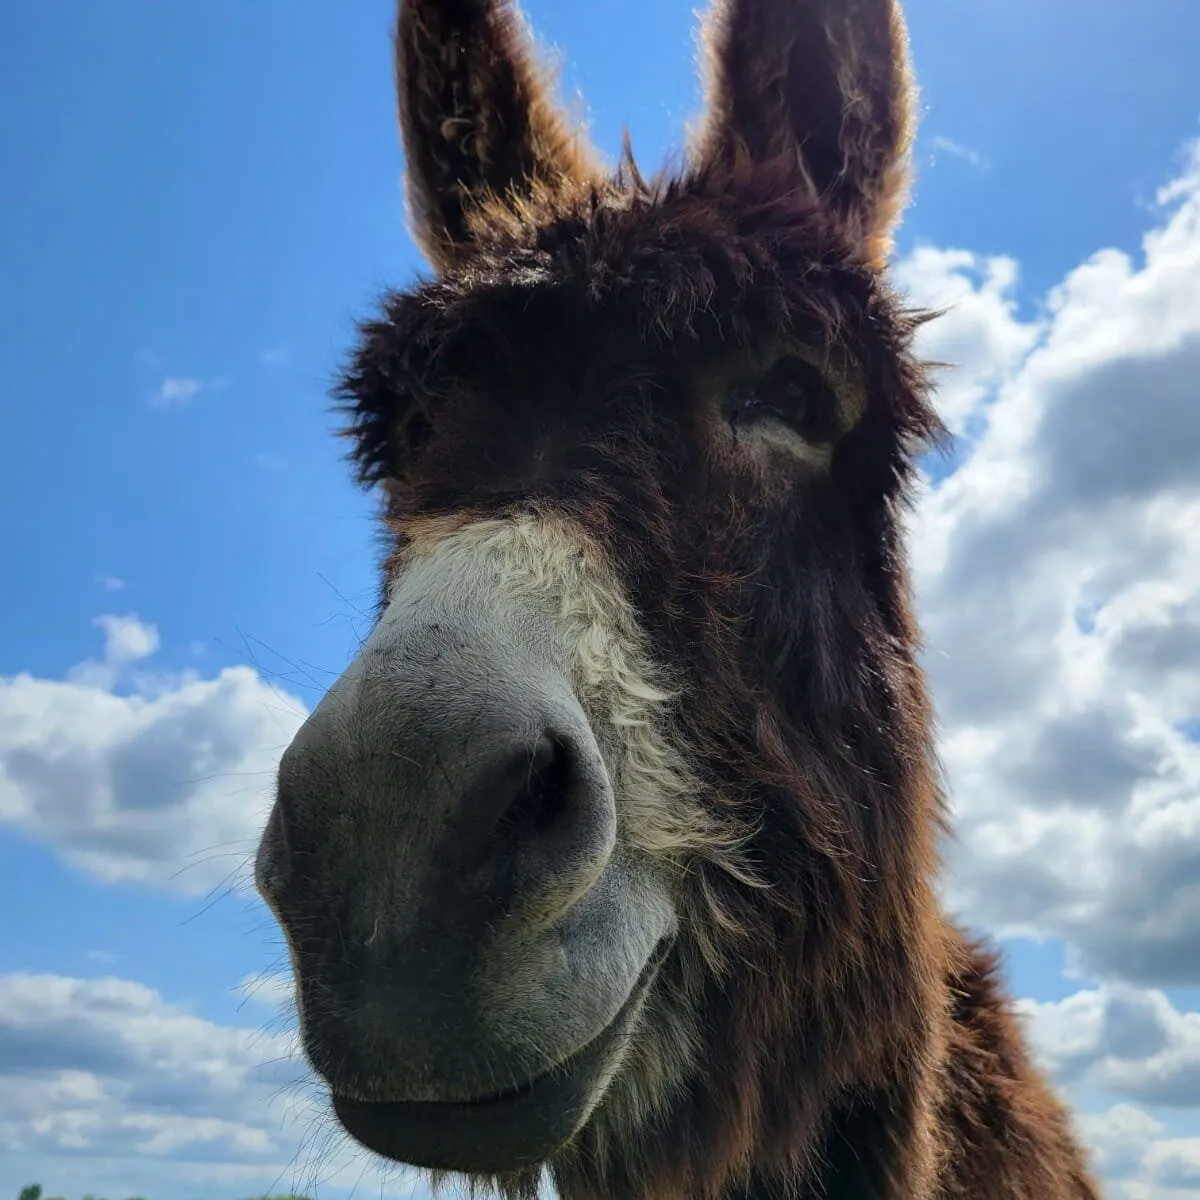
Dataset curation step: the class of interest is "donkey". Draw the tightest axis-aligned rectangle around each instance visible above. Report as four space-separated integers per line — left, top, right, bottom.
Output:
255 0 1101 1196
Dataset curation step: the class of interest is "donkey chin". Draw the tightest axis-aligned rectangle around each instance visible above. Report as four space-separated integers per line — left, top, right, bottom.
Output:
255 517 685 1173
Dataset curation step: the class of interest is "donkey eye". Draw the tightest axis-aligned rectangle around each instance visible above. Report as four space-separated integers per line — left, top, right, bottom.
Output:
725 359 831 440
726 386 781 423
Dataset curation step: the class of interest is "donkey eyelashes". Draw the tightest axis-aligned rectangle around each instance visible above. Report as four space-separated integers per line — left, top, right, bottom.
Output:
723 358 838 442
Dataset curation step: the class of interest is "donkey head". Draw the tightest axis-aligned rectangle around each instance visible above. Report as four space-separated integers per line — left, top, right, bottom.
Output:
256 0 944 1194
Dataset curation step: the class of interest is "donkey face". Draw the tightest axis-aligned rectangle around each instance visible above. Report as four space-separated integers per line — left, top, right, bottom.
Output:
256 0 942 1185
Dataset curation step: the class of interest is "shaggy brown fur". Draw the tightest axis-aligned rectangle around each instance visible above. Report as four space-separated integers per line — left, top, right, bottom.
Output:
314 0 1102 1196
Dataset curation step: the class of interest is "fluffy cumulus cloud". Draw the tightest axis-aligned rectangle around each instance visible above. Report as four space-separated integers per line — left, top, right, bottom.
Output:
894 247 1040 435
901 141 1200 1195
1074 1105 1200 1200
1020 985 1200 1108
0 971 421 1200
905 142 1200 986
65 614 162 691
0 615 308 894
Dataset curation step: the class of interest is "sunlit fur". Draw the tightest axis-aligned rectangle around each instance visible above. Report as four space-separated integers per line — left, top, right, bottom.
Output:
259 0 1104 1196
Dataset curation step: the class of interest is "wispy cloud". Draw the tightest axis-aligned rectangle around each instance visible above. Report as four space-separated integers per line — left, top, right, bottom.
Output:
96 574 126 592
258 346 288 367
929 135 991 172
149 376 206 409
136 349 227 409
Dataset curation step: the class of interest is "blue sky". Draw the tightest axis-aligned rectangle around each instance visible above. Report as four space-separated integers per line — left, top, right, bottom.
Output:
3 1 1200 1197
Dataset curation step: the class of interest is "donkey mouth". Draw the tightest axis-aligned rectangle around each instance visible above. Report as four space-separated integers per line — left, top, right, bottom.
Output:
330 940 669 1173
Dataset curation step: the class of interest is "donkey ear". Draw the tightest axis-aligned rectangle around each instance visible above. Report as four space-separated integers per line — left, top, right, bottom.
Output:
691 0 917 265
395 0 601 272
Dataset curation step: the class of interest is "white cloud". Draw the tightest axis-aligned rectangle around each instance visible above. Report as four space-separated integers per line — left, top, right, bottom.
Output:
95 574 126 592
891 140 1200 1194
65 613 160 691
928 134 991 172
894 248 1041 435
0 972 295 1160
149 377 205 408
0 617 307 894
901 141 1200 989
135 348 226 409
95 613 160 665
1020 985 1200 1107
1078 1105 1167 1189
0 971 423 1200
259 347 289 367
147 374 229 410
1070 1104 1200 1199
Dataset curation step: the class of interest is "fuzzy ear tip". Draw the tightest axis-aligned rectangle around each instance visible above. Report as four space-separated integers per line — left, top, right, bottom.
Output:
688 0 922 265
392 0 605 272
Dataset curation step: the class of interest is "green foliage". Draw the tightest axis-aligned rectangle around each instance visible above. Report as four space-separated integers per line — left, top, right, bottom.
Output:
18 1186 42 1200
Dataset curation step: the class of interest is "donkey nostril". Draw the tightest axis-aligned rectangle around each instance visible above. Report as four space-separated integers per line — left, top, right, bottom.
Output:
454 722 615 900
494 734 574 844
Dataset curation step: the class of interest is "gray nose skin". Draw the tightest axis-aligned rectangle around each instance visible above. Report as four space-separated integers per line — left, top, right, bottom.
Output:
268 646 617 921
254 615 636 1104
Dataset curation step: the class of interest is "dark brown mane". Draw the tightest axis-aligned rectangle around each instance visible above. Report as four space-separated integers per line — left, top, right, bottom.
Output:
256 2 1102 1197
